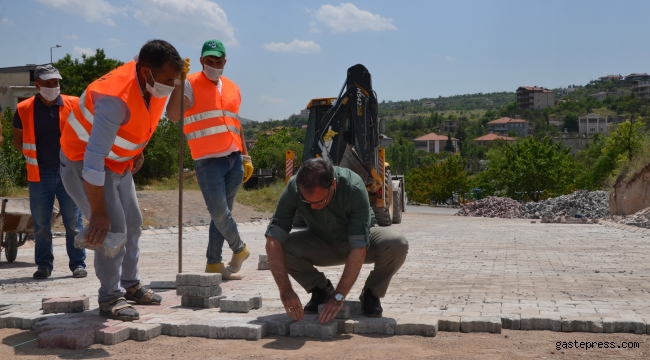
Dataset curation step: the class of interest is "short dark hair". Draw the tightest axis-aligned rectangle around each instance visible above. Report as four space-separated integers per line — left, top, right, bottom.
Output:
296 158 334 194
138 39 183 72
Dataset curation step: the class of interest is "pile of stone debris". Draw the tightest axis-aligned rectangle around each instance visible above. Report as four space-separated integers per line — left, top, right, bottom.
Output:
455 190 610 223
519 190 610 220
455 196 522 218
611 206 650 228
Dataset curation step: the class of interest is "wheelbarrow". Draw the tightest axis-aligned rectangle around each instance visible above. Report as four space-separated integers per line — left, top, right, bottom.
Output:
0 198 60 263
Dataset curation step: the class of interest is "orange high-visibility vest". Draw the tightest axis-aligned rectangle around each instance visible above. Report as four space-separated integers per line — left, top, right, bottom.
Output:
183 72 243 159
60 61 166 174
16 94 78 182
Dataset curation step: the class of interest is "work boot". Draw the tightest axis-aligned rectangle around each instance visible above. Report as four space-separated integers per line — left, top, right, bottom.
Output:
205 262 242 280
359 288 383 317
304 280 334 314
226 244 250 273
33 268 51 279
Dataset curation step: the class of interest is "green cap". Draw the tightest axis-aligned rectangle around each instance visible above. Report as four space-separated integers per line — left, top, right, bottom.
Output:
201 39 226 58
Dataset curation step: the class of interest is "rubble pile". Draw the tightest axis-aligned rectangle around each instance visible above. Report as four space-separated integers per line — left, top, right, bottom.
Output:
612 206 650 228
455 196 522 218
519 190 610 220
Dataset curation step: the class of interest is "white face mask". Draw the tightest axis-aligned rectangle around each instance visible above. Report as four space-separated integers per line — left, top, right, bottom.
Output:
39 86 60 102
203 65 223 81
146 70 174 98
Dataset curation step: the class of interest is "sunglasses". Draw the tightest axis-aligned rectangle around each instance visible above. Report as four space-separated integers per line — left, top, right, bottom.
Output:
299 185 334 206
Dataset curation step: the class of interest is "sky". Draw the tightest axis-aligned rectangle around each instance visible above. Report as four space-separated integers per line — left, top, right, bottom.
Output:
0 0 649 121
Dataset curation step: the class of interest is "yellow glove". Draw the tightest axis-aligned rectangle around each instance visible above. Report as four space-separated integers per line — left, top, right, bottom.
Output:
242 155 254 183
179 57 190 79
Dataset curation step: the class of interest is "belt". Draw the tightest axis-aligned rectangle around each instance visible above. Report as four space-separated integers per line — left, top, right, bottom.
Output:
224 151 241 158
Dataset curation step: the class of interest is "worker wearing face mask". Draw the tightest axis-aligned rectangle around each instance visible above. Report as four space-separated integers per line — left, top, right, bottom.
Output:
12 64 86 280
167 39 252 280
59 40 185 321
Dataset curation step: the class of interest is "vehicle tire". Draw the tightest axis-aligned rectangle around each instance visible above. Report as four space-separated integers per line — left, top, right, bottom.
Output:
373 170 393 226
5 233 18 263
392 184 403 224
292 212 307 228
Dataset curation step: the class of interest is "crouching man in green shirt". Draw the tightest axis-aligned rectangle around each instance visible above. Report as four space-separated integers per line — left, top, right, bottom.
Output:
265 158 409 323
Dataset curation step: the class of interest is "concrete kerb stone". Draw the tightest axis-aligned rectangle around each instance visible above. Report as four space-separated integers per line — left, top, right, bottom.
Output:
602 317 646 334
561 317 604 333
42 296 89 314
460 316 502 334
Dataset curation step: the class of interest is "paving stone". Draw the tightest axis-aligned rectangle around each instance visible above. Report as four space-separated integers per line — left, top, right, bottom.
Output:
250 296 263 309
460 316 501 334
224 322 268 340
0 312 48 330
500 314 521 330
347 301 363 315
395 315 438 336
353 316 396 335
520 316 562 332
318 303 351 319
181 295 226 308
42 296 89 314
259 254 268 262
602 317 646 334
258 261 270 270
438 316 461 332
37 326 96 349
96 325 130 345
126 323 162 341
175 272 222 287
176 285 222 297
257 314 295 335
149 281 176 289
157 319 189 337
290 315 338 339
561 317 603 333
220 296 262 313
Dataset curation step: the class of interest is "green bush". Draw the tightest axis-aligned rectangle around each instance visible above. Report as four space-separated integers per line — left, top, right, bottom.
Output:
0 107 27 194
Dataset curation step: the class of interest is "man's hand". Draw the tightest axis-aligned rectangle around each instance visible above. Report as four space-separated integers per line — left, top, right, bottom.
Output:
179 58 190 80
318 296 344 324
280 289 304 321
242 155 253 183
86 211 110 246
132 153 144 174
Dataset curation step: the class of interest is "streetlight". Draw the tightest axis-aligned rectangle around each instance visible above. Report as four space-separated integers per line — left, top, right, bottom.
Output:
50 44 61 63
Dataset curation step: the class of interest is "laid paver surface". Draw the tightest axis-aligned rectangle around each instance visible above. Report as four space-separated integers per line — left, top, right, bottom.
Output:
1 212 650 343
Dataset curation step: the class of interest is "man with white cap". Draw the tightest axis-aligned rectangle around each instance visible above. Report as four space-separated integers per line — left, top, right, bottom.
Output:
12 64 86 279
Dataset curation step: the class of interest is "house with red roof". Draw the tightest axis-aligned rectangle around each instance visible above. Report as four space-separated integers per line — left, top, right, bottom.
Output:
486 116 530 137
473 133 516 146
516 86 555 109
414 132 458 154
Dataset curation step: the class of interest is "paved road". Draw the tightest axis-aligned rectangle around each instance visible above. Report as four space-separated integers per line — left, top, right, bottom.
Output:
2 213 650 343
405 204 459 216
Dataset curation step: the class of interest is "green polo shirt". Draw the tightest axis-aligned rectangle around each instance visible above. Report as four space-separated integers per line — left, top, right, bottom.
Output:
265 167 375 249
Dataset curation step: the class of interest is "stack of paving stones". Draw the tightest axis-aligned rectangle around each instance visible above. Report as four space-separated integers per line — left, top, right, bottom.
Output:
455 196 522 218
176 273 225 308
258 254 270 270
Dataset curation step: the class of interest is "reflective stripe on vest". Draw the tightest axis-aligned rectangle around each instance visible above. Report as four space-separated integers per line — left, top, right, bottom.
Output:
184 109 240 125
22 143 37 151
24 156 38 165
66 91 147 162
185 124 241 141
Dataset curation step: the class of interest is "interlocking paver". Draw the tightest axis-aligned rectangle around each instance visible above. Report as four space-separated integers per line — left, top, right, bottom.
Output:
2 214 650 348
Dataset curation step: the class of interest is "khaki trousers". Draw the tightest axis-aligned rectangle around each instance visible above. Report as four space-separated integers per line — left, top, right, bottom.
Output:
282 227 408 297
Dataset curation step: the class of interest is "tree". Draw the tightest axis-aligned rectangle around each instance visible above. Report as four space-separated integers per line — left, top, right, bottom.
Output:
405 155 470 204
444 133 455 152
507 130 518 138
563 113 579 133
54 49 123 96
477 137 575 201
603 118 646 161
0 107 27 192
386 137 417 175
250 127 305 180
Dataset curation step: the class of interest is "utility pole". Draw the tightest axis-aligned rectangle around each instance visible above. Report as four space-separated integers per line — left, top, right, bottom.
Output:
50 44 61 63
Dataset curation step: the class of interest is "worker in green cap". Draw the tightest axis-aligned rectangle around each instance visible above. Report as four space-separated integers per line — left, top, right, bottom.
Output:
167 39 252 280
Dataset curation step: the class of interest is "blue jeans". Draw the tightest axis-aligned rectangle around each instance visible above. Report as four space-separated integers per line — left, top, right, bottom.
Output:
195 153 245 264
29 167 85 272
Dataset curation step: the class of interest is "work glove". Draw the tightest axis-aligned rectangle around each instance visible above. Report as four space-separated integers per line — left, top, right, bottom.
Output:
179 57 190 79
242 155 254 183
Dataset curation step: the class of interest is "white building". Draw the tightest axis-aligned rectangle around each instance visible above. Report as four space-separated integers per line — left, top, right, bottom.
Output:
579 113 610 135
0 65 39 111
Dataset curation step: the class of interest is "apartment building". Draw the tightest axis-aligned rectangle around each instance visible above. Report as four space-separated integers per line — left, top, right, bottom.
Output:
486 116 529 137
516 86 555 109
0 64 39 111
